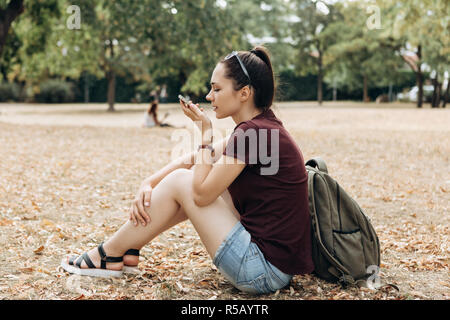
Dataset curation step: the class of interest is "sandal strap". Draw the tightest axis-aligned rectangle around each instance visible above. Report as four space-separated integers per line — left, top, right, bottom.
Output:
97 242 123 269
71 252 97 269
75 255 83 268
69 256 77 266
81 252 96 269
124 249 140 256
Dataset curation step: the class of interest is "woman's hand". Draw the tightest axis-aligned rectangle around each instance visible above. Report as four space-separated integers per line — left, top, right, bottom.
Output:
179 99 212 139
129 180 152 226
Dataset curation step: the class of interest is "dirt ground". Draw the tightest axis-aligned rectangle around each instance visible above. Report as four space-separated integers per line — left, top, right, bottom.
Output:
0 101 448 300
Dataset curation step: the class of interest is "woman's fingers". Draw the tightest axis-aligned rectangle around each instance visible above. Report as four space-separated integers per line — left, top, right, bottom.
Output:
143 189 152 223
138 188 151 224
180 101 195 118
129 205 138 226
129 199 145 227
180 100 211 130
135 196 148 226
136 201 147 226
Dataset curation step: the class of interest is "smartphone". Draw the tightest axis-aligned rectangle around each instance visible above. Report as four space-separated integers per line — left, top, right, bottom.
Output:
178 94 190 106
178 94 206 109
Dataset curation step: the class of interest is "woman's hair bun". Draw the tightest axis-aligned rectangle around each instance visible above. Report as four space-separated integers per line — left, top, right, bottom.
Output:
250 46 272 70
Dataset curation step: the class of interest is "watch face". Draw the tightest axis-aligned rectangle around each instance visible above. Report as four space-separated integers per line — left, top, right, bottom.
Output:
198 145 214 154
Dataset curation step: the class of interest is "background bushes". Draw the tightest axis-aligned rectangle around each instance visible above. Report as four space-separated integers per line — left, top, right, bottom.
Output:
34 80 75 103
0 82 22 102
0 70 417 104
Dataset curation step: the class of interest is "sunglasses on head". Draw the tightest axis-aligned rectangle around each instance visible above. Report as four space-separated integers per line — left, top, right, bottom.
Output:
225 51 251 85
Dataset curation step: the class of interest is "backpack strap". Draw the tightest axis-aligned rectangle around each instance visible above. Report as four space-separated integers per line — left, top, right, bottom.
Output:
305 157 328 174
328 266 357 287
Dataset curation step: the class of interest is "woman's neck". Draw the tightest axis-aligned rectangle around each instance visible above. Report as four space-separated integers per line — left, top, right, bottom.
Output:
232 106 262 125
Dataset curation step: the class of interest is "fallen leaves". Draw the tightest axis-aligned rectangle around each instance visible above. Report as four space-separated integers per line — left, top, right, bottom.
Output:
399 256 449 271
0 107 448 300
33 246 45 255
0 218 13 226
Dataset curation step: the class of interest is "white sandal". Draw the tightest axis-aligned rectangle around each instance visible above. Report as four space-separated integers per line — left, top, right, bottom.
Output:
61 242 123 278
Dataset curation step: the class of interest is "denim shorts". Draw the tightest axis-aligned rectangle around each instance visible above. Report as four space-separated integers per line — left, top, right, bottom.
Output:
213 221 293 295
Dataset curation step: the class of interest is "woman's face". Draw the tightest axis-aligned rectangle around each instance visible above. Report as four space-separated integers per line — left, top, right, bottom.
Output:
206 63 241 119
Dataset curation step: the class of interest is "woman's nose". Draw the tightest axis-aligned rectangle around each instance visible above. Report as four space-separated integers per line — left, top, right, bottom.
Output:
206 91 213 101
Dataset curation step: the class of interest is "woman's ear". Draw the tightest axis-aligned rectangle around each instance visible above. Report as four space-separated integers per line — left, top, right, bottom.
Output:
239 85 252 102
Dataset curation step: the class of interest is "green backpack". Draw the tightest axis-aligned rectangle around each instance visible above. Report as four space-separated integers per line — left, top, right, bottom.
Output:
305 157 381 286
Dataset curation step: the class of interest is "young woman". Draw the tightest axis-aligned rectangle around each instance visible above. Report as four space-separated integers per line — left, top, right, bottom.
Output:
61 46 314 294
143 97 171 128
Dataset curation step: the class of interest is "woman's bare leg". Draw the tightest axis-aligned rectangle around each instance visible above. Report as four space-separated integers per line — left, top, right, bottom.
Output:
70 168 239 269
123 171 240 266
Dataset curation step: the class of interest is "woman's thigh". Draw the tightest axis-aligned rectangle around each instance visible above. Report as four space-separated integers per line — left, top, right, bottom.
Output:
165 168 240 260
220 188 240 220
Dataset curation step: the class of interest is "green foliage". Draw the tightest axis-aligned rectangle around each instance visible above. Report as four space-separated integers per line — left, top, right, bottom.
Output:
0 81 21 101
324 1 405 92
380 0 449 79
0 0 447 106
289 0 343 75
34 79 75 103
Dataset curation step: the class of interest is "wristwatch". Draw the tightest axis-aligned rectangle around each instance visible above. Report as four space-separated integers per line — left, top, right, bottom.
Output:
198 144 215 156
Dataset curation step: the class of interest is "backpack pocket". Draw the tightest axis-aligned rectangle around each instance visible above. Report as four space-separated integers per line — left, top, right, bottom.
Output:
332 229 366 279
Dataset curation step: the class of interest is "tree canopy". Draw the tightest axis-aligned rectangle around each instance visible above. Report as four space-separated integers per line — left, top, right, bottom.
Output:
0 0 448 108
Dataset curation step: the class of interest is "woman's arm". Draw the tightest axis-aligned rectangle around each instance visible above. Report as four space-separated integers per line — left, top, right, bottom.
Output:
131 134 231 226
152 112 160 126
193 154 246 207
178 100 245 207
192 125 245 207
143 134 231 188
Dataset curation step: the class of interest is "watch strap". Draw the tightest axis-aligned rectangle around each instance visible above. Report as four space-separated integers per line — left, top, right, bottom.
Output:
198 144 215 154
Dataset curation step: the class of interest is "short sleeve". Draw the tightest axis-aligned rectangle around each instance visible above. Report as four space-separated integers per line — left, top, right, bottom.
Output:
223 122 259 165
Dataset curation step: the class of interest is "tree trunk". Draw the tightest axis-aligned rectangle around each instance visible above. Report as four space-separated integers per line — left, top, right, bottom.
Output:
106 69 116 112
83 72 89 103
317 52 323 106
416 45 423 108
0 0 24 58
431 74 441 108
105 40 115 112
363 75 369 102
416 69 423 108
0 63 7 81
431 75 437 108
388 83 393 102
436 81 442 108
442 80 449 108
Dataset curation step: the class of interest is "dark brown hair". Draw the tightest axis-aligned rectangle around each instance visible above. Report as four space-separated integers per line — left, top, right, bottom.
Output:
148 102 158 114
220 45 275 111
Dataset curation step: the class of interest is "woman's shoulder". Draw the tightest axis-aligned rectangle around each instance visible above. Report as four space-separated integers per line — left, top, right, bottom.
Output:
232 119 256 134
233 109 282 132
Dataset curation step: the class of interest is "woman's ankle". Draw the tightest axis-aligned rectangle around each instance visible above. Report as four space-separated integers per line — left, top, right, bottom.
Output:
102 241 126 257
123 255 139 266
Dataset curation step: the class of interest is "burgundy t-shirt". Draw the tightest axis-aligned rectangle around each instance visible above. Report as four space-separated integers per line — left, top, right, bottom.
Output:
223 109 314 275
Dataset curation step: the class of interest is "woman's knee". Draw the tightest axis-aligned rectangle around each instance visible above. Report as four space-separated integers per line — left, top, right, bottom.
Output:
168 168 192 180
162 168 193 191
